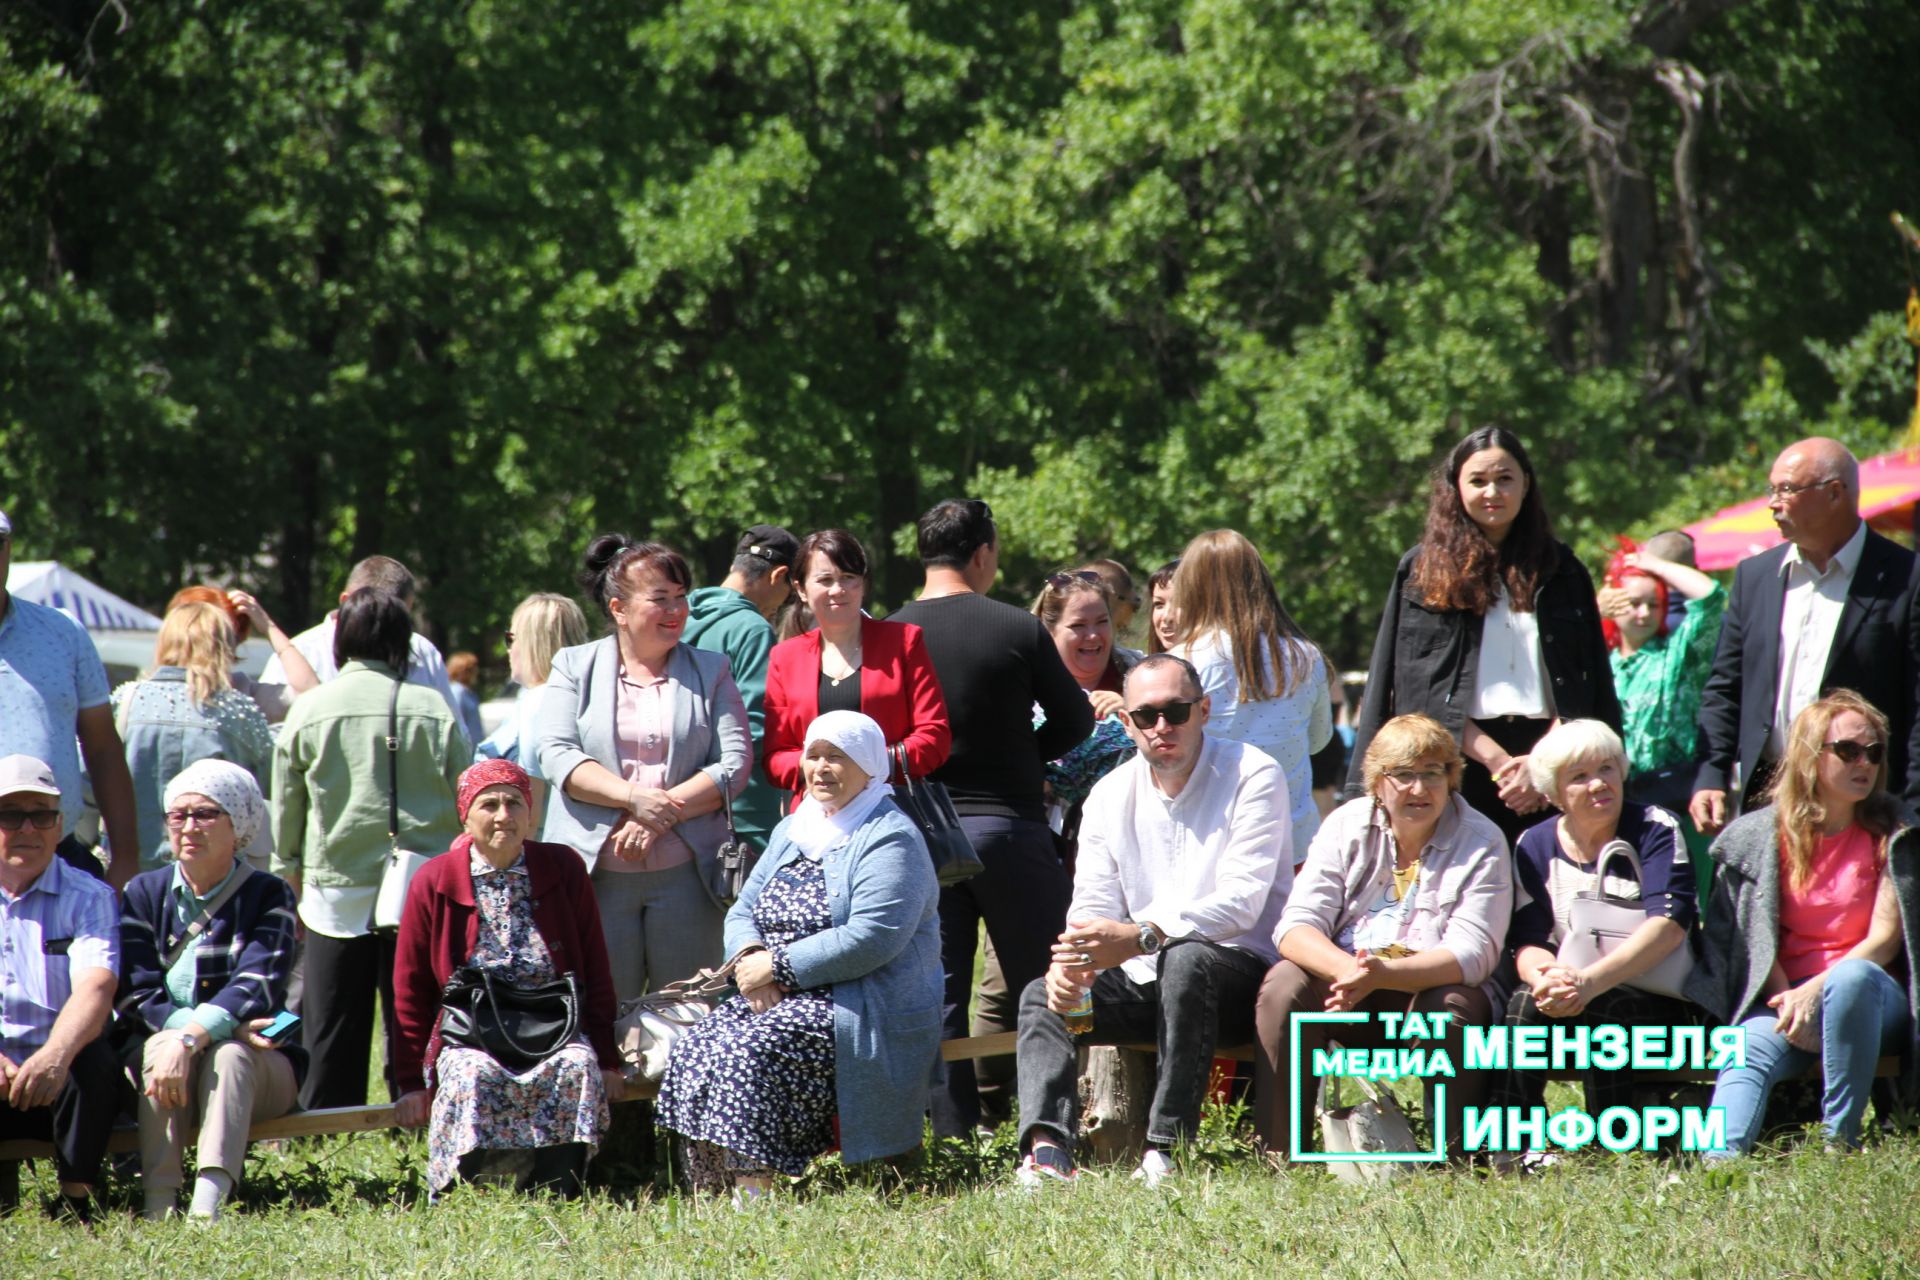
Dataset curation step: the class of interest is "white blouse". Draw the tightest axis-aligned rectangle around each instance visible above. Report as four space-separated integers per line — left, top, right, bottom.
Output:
1469 588 1549 718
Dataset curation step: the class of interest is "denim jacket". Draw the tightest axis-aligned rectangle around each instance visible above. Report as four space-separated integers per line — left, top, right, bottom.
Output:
112 669 274 869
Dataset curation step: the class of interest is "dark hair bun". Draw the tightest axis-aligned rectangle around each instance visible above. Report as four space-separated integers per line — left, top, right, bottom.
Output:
579 533 639 606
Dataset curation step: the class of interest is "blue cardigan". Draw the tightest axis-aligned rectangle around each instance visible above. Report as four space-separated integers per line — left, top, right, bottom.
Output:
724 799 943 1166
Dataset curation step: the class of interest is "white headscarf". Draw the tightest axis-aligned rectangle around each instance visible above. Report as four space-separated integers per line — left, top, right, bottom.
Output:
164 760 272 860
784 711 893 860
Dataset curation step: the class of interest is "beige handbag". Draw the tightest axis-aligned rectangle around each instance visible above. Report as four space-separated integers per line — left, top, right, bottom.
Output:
614 965 736 1084
1318 1072 1421 1184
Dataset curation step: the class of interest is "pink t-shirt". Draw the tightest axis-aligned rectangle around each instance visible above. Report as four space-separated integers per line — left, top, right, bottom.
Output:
598 667 693 873
1777 824 1880 985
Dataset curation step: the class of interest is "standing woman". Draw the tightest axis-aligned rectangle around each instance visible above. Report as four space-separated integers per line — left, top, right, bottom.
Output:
1690 691 1919 1155
535 535 752 1001
1172 530 1332 861
477 592 591 834
1347 427 1621 847
763 529 950 804
113 601 276 870
272 589 472 1109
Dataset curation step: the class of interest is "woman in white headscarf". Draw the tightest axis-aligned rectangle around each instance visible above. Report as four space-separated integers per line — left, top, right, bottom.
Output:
116 761 301 1221
655 711 942 1201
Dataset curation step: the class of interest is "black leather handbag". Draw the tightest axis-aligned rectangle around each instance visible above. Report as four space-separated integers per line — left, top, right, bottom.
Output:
437 966 580 1074
888 745 984 886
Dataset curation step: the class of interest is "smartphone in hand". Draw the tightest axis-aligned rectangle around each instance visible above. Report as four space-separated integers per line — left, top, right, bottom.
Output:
260 1010 302 1046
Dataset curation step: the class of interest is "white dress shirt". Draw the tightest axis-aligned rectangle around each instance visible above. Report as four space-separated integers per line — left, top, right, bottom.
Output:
1069 735 1294 984
255 614 458 723
1770 521 1866 758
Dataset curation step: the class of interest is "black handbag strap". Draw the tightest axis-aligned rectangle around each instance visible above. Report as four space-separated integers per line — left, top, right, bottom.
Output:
162 864 255 971
385 674 402 852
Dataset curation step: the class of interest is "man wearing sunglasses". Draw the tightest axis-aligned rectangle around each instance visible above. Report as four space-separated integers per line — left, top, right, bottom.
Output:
1693 437 1920 837
0 755 121 1222
1013 655 1293 1189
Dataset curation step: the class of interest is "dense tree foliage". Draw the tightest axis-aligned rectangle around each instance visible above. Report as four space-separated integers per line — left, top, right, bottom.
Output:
3 0 1915 669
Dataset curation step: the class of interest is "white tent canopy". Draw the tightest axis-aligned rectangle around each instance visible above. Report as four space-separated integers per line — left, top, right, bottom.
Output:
6 560 163 631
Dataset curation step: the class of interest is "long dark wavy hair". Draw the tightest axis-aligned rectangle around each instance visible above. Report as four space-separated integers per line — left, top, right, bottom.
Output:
1407 426 1558 614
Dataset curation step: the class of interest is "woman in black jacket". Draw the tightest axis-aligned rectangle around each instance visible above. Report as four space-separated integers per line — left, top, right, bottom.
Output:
1346 427 1621 846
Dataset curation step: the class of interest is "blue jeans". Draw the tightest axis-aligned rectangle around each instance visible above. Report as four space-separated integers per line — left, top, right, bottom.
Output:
1706 958 1910 1157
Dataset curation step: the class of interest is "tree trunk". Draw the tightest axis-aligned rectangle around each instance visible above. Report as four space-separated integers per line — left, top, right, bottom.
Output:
1077 1046 1154 1163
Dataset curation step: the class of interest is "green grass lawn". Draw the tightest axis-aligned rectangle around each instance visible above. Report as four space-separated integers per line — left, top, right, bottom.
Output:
5 1119 1917 1279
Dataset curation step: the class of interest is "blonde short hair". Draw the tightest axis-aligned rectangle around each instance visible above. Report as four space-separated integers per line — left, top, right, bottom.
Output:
1527 719 1626 797
511 593 589 686
1361 714 1463 795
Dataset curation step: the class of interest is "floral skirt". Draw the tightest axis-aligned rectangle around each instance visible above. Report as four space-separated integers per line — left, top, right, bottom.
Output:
427 1039 608 1191
654 991 835 1177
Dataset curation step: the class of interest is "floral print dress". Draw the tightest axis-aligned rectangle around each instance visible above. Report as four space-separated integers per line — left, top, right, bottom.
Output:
426 849 609 1191
654 855 836 1178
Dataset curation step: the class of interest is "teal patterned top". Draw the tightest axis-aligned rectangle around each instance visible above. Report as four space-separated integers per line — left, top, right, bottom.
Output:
1610 583 1727 775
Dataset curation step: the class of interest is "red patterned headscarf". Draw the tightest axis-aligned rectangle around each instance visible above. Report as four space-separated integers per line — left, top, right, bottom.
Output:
456 758 533 824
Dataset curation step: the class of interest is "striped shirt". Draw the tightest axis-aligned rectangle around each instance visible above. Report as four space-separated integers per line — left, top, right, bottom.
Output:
0 855 119 1062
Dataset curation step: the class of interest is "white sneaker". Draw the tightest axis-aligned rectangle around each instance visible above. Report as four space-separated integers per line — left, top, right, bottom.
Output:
1014 1150 1076 1189
1131 1149 1175 1189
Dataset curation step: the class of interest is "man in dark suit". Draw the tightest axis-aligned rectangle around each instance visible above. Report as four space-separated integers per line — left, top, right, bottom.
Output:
1691 438 1920 835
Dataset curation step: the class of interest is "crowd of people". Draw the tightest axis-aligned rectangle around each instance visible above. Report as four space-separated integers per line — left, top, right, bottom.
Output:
1 429 1917 1221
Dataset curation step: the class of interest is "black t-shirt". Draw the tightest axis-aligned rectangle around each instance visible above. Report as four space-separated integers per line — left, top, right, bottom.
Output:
889 591 1095 821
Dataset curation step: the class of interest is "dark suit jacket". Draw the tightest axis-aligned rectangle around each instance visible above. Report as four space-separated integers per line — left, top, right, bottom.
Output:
1693 527 1920 806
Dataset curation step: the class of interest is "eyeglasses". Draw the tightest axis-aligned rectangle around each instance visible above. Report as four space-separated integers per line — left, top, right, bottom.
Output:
1046 570 1103 592
0 809 60 832
1127 699 1197 730
1822 739 1885 766
164 806 228 829
1383 768 1449 791
1767 479 1839 501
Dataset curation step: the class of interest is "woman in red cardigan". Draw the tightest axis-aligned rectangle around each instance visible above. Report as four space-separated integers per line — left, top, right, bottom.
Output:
390 759 623 1198
763 529 951 802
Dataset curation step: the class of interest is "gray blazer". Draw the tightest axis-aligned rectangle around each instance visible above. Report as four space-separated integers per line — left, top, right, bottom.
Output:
1687 806 1920 1106
534 637 752 876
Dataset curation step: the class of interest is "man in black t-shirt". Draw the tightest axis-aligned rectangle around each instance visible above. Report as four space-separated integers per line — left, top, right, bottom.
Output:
891 499 1095 1136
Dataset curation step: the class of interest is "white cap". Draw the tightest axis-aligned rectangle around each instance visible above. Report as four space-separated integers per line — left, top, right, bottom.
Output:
0 755 60 799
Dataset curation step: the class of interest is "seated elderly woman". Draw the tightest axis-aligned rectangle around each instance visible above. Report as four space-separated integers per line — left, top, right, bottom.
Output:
656 710 942 1202
116 760 301 1221
1690 691 1920 1156
1253 713 1513 1160
1503 719 1697 1117
391 759 623 1197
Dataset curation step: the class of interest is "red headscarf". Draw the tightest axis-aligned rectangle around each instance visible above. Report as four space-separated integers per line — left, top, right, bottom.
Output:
1601 535 1668 651
456 758 534 824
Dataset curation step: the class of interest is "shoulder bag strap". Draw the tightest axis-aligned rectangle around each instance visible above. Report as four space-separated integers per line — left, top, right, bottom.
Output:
162 865 256 972
386 674 403 853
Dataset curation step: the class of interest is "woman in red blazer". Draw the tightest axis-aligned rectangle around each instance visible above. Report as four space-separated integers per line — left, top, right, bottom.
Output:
390 759 623 1198
764 529 951 801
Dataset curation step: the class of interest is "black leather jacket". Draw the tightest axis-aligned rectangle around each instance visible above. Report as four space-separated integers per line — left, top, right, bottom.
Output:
1343 542 1622 798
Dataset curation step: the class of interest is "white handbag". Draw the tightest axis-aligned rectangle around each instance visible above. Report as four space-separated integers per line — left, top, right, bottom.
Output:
371 676 432 931
1318 1071 1421 1184
1555 839 1694 1000
614 966 736 1084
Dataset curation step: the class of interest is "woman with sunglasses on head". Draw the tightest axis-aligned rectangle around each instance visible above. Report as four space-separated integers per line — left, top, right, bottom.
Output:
1689 691 1920 1156
117 761 301 1221
1253 714 1512 1161
1029 572 1139 840
1171 530 1332 861
1347 427 1620 848
762 529 950 808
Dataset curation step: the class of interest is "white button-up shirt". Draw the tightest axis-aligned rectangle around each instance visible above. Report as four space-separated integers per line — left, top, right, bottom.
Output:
1069 735 1293 984
1770 521 1866 758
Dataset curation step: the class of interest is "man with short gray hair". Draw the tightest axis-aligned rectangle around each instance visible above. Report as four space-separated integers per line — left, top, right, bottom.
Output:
255 554 458 721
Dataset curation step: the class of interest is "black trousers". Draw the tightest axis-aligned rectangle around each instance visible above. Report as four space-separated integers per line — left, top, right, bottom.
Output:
300 929 398 1110
1017 940 1267 1149
1458 715 1552 850
932 814 1071 1137
0 1035 122 1186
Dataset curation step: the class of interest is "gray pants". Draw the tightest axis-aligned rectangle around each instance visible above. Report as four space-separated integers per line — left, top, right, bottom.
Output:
131 1039 299 1190
591 859 725 1002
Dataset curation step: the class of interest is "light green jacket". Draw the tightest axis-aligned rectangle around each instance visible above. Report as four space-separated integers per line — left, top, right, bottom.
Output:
271 660 472 886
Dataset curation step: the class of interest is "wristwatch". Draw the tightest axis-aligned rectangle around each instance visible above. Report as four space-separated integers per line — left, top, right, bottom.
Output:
176 1030 204 1055
1134 921 1164 956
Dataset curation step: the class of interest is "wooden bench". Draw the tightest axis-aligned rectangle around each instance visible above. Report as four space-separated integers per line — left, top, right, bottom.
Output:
1 1034 1897 1202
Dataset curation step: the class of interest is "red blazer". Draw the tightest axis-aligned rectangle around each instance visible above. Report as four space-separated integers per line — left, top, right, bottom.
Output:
391 839 621 1096
763 616 951 795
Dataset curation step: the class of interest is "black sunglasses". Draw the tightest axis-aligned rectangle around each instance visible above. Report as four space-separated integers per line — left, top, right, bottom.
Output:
1046 570 1103 592
1128 699 1197 730
1823 738 1885 766
0 809 61 832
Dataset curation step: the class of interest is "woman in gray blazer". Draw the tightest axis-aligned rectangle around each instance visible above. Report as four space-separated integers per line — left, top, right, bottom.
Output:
535 535 752 1000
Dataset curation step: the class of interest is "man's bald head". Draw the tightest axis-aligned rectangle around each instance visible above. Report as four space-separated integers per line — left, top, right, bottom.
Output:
1774 438 1859 499
1767 436 1861 562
